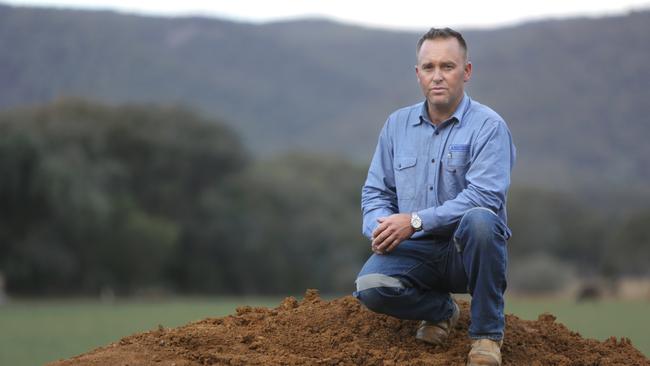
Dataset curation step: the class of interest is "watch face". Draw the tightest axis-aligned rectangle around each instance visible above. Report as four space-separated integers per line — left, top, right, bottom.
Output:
411 215 422 229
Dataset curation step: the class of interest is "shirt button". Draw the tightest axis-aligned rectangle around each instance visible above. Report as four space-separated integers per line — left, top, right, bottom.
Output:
434 131 439 135
431 158 435 163
429 186 433 191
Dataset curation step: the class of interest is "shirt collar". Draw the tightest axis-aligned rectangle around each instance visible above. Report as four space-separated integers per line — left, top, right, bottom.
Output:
415 93 470 126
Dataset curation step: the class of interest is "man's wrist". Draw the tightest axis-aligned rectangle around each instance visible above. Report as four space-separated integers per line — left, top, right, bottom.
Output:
410 212 423 232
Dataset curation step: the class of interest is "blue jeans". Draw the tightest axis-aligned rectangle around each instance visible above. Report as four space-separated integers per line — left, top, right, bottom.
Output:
354 207 508 340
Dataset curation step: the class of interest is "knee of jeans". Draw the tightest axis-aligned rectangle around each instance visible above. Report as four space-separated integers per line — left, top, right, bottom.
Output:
459 207 500 240
355 287 399 314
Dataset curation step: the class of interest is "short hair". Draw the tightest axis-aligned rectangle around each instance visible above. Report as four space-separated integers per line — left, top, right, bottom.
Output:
416 27 468 60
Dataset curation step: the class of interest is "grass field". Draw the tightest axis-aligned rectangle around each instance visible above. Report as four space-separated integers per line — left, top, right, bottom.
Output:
0 296 648 365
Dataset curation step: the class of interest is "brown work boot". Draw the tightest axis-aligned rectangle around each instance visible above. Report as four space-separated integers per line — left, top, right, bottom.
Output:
415 300 460 345
467 338 502 366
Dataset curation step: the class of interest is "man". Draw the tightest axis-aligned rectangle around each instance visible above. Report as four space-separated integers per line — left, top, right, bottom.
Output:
354 27 515 366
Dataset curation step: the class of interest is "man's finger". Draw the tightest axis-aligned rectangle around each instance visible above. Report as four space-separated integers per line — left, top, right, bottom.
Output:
372 223 391 245
385 237 402 252
372 220 389 239
375 230 398 251
372 226 393 247
371 243 384 254
373 236 389 251
372 216 391 238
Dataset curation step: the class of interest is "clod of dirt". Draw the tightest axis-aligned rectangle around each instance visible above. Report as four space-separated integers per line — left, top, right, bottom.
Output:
48 289 649 365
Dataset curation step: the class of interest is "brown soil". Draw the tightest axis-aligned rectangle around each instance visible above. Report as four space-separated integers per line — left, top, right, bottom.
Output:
48 289 648 366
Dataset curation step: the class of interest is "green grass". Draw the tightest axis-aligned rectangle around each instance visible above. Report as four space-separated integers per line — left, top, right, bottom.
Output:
0 297 648 366
0 297 281 366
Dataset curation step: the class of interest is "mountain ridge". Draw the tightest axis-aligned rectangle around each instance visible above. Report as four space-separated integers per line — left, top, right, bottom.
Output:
1 4 649 193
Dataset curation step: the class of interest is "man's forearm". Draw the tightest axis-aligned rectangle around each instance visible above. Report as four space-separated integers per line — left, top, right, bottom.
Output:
418 184 505 234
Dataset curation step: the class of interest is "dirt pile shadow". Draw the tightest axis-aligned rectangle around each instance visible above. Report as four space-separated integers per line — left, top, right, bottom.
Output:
49 289 649 365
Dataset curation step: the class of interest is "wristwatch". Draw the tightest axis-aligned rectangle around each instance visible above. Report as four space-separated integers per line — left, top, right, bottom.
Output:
411 212 423 232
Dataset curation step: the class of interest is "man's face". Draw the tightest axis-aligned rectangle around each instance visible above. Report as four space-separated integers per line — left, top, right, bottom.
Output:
415 38 472 114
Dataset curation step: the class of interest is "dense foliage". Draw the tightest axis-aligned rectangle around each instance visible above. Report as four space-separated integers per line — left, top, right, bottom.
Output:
0 100 370 295
0 100 248 294
0 100 648 296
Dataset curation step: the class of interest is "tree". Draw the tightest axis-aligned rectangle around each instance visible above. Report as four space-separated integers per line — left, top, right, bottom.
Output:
0 99 248 294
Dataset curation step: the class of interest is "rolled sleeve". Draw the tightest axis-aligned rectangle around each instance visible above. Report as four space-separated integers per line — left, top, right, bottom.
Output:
361 121 398 239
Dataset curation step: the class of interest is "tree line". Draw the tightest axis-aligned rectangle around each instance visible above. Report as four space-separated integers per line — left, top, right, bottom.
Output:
0 100 648 296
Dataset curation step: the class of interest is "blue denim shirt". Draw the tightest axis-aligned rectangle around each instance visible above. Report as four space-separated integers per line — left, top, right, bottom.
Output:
361 94 516 240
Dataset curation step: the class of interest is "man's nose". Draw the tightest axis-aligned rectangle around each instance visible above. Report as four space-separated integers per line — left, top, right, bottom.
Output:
432 68 443 82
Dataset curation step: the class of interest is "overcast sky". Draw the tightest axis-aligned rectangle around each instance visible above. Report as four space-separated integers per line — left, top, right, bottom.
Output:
4 0 650 30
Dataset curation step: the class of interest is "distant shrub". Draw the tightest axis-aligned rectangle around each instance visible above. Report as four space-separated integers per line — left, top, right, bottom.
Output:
508 254 577 295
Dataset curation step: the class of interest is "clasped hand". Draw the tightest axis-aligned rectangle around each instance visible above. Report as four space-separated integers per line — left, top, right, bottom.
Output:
371 213 414 254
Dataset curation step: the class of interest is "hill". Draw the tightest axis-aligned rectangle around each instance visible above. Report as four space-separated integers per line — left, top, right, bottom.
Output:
48 290 649 365
1 4 649 194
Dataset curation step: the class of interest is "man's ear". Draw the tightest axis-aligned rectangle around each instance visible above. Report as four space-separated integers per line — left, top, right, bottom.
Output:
464 62 473 82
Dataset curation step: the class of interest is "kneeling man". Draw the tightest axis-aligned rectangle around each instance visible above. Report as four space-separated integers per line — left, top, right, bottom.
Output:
355 27 516 366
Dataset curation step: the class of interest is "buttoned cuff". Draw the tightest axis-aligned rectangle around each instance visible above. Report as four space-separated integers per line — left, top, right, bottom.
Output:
417 208 438 233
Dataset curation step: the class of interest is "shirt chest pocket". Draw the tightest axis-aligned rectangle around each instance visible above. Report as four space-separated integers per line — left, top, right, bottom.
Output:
442 151 470 196
445 151 470 171
394 156 417 200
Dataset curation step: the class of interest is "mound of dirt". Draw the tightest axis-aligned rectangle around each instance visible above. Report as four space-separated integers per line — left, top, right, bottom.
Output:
49 289 648 366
